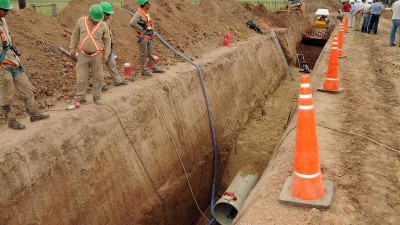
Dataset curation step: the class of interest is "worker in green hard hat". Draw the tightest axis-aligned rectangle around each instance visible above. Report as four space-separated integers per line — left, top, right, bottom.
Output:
130 0 164 76
0 0 50 130
99 1 127 92
69 4 111 105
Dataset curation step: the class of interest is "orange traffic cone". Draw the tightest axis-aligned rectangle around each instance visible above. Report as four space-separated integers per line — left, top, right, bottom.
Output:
279 75 334 208
338 28 347 58
332 34 339 48
343 16 348 33
317 41 344 93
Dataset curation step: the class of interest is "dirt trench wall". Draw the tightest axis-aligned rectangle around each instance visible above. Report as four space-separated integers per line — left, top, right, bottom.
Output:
0 30 302 224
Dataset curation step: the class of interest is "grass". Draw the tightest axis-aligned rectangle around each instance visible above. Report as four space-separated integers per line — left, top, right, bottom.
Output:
9 0 124 17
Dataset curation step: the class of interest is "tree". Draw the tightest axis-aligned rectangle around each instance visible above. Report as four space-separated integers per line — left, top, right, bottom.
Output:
18 0 26 9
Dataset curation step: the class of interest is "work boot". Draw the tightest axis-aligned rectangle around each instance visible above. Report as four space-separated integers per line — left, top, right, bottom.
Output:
152 68 165 74
94 99 102 105
115 80 128 86
102 84 109 92
30 112 50 122
141 70 151 76
8 119 26 130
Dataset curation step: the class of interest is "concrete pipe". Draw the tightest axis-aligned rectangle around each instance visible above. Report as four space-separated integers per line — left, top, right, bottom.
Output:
213 168 258 225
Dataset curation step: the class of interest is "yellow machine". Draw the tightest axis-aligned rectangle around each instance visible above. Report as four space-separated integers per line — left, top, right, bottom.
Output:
284 0 306 15
303 9 332 46
314 9 329 29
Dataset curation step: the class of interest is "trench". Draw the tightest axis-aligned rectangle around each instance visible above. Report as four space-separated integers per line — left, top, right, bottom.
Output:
0 18 327 225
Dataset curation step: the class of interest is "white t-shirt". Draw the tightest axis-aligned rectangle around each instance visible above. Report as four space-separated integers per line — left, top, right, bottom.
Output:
356 2 364 12
363 3 371 13
393 1 400 19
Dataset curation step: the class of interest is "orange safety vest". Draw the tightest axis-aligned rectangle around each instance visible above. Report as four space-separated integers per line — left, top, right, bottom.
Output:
136 8 154 40
77 17 105 56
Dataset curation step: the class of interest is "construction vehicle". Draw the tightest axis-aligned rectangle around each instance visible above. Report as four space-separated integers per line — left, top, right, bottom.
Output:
278 0 306 15
302 9 334 46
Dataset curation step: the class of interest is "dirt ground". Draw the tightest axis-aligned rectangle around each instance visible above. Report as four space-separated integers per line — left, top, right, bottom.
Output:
233 14 400 225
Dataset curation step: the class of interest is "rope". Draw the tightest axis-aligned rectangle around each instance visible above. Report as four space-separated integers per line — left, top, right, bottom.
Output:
106 105 169 225
317 123 400 154
146 88 210 223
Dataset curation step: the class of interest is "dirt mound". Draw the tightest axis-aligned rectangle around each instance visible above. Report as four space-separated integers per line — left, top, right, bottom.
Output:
4 0 285 123
306 0 343 14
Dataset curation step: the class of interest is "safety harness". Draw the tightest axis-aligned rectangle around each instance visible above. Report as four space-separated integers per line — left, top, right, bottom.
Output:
0 22 25 78
77 17 105 56
136 8 154 44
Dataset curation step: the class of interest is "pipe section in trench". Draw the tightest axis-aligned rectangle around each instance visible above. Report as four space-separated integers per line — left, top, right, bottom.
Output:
0 28 304 225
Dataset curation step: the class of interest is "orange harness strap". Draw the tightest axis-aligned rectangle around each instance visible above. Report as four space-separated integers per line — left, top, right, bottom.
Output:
0 30 16 67
137 8 154 40
77 17 105 57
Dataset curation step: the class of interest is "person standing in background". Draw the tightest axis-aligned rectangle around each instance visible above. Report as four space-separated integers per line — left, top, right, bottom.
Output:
390 0 400 46
368 0 384 34
354 0 366 30
361 0 372 32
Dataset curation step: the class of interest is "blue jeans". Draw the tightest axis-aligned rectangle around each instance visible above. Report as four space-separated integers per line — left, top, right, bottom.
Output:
368 14 380 34
390 19 400 45
361 14 371 32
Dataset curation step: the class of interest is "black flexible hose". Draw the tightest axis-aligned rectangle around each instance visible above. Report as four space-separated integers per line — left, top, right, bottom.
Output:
120 8 218 224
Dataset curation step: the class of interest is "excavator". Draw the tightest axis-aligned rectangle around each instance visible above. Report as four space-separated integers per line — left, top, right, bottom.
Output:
281 0 306 15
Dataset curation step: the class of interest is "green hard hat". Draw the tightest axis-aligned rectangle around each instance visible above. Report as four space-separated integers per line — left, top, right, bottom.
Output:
138 0 149 6
0 0 13 10
100 2 114 14
89 4 104 22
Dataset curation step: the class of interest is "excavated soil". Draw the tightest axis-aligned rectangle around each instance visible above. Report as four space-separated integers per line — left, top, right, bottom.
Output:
234 15 400 225
1 0 305 123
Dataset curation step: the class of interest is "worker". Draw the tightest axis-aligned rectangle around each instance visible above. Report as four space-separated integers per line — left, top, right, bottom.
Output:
69 4 111 105
361 0 372 33
390 0 400 46
342 0 352 17
367 0 383 34
130 0 164 76
354 0 365 31
99 1 127 92
349 0 356 28
0 0 49 130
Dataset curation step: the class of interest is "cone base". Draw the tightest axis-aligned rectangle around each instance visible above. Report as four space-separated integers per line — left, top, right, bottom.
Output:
279 177 334 209
317 87 344 94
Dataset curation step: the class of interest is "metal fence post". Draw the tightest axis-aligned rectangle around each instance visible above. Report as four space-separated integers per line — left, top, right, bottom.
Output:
51 3 57 17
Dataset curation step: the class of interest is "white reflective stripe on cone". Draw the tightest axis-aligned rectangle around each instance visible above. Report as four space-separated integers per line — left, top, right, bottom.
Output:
331 47 338 50
298 105 314 110
299 94 312 99
326 78 338 81
301 83 310 88
294 171 321 179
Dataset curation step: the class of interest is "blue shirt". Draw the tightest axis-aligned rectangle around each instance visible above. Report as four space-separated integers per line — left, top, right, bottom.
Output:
370 2 383 15
350 4 356 14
